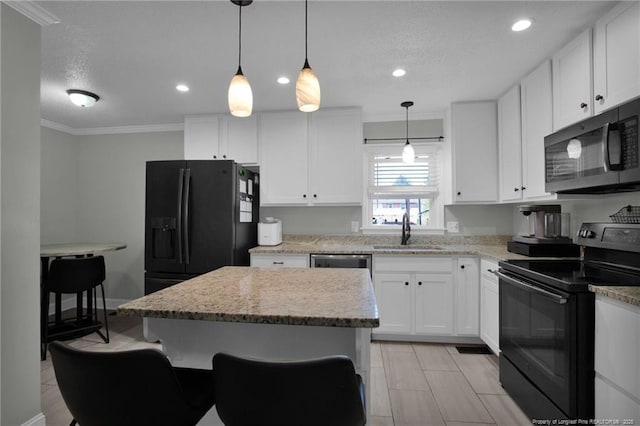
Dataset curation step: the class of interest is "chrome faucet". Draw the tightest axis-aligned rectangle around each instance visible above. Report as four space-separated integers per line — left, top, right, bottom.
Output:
401 212 411 245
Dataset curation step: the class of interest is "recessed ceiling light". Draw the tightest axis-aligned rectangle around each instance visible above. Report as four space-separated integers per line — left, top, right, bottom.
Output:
176 84 189 92
66 89 99 107
277 76 290 85
512 19 532 32
392 69 406 77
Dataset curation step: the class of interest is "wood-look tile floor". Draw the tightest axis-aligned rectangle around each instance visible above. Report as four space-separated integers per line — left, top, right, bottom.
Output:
41 314 531 426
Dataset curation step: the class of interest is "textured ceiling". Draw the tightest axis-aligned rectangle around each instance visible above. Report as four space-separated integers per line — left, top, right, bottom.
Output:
38 1 615 130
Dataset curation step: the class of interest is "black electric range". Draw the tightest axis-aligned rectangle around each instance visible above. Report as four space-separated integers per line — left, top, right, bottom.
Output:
497 222 640 421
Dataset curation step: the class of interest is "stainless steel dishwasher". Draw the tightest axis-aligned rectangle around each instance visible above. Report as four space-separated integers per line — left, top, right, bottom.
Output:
309 254 372 276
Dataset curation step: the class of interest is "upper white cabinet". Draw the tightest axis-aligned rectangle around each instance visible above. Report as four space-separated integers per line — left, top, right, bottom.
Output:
498 85 523 202
520 60 554 200
594 2 640 114
451 102 498 203
259 111 309 205
260 107 363 206
220 115 259 164
184 114 258 164
184 115 220 160
552 29 593 131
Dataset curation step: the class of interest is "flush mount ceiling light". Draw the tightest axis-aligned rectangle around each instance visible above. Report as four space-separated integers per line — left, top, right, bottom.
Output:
392 69 406 77
66 89 99 107
512 18 532 32
296 0 321 112
401 101 415 164
228 0 253 117
176 84 189 92
277 76 290 85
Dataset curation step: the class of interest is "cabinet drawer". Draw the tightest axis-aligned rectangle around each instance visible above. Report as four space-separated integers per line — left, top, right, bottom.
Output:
250 254 309 268
373 256 453 273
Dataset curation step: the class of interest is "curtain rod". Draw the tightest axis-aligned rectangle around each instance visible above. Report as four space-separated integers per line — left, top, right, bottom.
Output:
363 136 443 144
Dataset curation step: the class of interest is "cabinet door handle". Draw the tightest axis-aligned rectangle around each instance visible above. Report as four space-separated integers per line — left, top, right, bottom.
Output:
272 261 285 265
313 194 317 198
457 191 461 196
418 281 422 286
222 155 227 159
303 194 307 198
521 186 526 191
580 102 588 109
595 94 603 101
213 155 217 159
460 265 465 269
404 282 409 286
514 187 519 192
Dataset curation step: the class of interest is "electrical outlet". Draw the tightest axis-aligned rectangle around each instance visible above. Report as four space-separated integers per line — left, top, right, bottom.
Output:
447 221 459 233
351 221 360 233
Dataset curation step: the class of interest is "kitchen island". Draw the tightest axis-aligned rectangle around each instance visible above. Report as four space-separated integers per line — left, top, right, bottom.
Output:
118 266 379 424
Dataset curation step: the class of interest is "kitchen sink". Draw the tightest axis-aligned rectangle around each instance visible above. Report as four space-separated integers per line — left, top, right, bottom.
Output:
373 245 443 251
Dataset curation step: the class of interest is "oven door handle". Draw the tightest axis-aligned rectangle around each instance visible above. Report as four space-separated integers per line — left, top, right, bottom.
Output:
496 271 568 304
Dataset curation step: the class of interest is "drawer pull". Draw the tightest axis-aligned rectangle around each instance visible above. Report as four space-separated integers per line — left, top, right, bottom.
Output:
404 282 409 286
272 261 285 265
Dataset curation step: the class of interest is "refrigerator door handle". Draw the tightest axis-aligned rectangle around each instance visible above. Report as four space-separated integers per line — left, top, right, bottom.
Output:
182 168 191 264
176 168 184 264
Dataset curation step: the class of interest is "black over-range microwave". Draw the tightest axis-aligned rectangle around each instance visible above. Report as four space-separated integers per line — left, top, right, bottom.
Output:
544 97 640 194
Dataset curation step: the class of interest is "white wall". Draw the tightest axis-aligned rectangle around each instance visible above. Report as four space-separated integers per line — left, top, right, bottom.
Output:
40 127 78 244
261 206 362 235
1 4 43 425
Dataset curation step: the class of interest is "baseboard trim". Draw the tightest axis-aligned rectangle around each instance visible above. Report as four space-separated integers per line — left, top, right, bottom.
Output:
21 412 45 426
372 333 483 345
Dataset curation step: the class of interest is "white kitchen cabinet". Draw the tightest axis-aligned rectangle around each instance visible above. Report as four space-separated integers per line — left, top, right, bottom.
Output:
184 114 258 164
451 102 498 203
552 29 593 131
455 257 479 336
414 273 455 335
250 253 309 268
308 108 363 204
498 85 523 202
480 258 499 355
520 60 554 200
594 294 640 419
220 115 259 164
373 272 413 334
259 111 310 205
260 107 362 206
594 2 640 114
184 115 220 160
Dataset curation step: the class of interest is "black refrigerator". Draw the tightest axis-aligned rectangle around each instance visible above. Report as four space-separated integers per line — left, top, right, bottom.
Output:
144 160 259 294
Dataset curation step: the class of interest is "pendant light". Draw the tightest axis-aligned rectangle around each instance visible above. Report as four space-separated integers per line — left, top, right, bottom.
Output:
228 0 253 117
401 101 415 164
296 0 321 112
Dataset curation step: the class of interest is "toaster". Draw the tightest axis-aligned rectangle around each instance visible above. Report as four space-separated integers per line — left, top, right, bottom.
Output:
258 218 282 246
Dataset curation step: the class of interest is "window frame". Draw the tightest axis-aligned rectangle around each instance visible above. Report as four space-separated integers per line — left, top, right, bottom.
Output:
361 143 445 234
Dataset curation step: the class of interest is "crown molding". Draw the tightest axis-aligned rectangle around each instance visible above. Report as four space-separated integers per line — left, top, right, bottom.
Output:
5 1 59 26
41 119 184 136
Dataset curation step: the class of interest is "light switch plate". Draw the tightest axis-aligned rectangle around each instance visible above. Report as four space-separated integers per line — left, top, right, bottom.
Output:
447 221 459 233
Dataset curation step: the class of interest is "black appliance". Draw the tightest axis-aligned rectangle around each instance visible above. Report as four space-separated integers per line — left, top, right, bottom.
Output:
498 222 640 420
145 160 258 294
544 97 640 194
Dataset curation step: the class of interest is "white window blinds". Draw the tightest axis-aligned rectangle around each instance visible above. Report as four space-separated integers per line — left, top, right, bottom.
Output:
368 147 440 197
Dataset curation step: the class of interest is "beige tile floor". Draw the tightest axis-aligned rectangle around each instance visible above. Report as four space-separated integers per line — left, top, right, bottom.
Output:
41 314 531 426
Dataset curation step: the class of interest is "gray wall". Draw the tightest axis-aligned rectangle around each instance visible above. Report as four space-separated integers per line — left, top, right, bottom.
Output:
40 129 183 301
1 5 43 424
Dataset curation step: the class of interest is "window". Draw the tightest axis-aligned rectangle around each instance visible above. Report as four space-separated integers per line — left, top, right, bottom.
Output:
363 143 443 232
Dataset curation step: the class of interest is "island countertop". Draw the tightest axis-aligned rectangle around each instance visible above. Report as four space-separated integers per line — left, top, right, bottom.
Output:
117 266 379 328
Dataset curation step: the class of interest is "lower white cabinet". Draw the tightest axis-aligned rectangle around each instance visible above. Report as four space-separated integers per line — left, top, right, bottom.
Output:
480 259 499 355
594 295 640 419
373 255 480 341
250 253 309 268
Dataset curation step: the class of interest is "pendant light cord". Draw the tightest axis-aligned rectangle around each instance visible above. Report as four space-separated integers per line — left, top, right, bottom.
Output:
304 0 308 61
238 4 242 68
405 105 409 143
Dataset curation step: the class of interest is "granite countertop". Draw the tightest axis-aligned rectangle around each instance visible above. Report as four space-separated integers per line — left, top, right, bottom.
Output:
588 285 640 307
249 234 533 262
117 266 379 328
